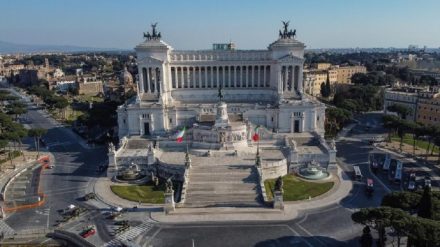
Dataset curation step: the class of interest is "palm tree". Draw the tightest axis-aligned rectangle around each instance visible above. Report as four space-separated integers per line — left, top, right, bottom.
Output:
28 128 48 158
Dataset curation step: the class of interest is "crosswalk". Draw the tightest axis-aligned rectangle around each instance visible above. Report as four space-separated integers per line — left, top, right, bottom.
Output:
0 219 16 238
103 220 155 247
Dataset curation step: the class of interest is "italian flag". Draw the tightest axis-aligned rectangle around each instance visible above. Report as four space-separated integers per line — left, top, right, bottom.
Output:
176 127 186 143
252 126 260 142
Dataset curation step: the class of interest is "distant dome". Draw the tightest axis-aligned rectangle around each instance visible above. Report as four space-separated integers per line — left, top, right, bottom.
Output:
120 66 133 85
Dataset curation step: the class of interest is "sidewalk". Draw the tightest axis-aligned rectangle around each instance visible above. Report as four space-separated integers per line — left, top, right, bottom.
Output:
91 166 353 223
0 151 46 192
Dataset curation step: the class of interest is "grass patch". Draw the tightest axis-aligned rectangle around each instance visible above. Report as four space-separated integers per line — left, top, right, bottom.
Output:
391 133 439 154
264 175 334 201
110 183 165 204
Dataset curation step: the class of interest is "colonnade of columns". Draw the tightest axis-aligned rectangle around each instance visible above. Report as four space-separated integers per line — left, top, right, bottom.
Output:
141 67 161 94
169 65 270 89
281 65 300 92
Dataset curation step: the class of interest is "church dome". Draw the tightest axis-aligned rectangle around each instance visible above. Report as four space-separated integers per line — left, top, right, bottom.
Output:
120 66 133 85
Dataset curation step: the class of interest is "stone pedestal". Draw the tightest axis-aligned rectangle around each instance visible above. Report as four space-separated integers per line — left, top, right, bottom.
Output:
327 149 338 172
215 101 229 127
107 151 117 179
164 191 175 214
273 190 284 210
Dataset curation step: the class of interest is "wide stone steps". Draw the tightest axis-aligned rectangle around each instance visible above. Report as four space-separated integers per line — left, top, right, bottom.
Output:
190 167 254 172
183 201 262 208
183 156 262 208
188 175 258 182
186 189 258 195
187 185 258 193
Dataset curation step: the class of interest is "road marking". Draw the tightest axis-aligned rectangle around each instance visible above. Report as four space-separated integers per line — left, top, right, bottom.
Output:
295 223 328 247
285 225 314 247
103 220 155 247
0 220 16 237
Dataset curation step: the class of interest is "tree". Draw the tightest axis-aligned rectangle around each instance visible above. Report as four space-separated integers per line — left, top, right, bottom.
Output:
325 74 331 96
412 123 424 155
422 125 437 161
352 207 396 246
382 115 400 142
0 139 8 172
320 82 329 98
53 96 69 119
386 104 412 120
434 135 440 165
6 101 27 121
359 226 373 247
381 191 421 212
418 75 438 86
418 185 434 220
396 120 412 152
325 107 352 136
28 128 47 158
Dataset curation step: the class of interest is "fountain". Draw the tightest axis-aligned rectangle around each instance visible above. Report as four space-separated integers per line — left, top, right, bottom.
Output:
298 160 330 180
116 162 146 182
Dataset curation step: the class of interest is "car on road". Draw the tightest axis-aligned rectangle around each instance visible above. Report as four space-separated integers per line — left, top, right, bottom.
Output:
47 165 55 169
83 192 96 201
365 178 374 197
80 225 96 238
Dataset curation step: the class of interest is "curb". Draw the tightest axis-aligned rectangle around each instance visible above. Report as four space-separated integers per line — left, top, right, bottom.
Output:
2 154 52 213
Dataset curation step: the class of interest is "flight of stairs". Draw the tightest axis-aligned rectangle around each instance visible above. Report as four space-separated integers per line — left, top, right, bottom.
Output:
183 155 263 208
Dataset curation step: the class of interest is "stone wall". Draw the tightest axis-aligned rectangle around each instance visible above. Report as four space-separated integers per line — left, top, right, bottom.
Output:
154 162 185 182
260 159 288 180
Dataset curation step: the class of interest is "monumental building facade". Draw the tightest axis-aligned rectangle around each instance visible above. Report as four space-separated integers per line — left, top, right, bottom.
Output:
112 23 336 208
117 24 326 138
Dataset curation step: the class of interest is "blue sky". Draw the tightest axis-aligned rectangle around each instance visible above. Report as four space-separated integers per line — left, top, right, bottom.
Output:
1 0 439 50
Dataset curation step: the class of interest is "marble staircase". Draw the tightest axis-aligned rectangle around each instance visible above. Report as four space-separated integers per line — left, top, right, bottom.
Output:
183 155 263 208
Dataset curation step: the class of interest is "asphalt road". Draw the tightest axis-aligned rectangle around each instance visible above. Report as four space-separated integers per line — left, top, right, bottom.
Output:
4 89 108 238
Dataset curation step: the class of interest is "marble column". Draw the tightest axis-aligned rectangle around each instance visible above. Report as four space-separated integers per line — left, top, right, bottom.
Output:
211 66 214 88
174 67 178 88
222 66 225 88
245 66 248 88
257 66 261 88
204 66 208 88
154 67 159 94
198 66 202 88
228 66 231 87
283 66 287 92
251 66 254 87
146 67 151 93
180 67 184 88
263 66 266 88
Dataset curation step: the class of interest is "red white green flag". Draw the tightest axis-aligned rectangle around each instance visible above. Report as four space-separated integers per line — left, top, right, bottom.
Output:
176 127 186 143
252 126 260 142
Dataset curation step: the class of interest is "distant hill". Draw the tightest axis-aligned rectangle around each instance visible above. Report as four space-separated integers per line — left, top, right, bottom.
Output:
0 40 122 54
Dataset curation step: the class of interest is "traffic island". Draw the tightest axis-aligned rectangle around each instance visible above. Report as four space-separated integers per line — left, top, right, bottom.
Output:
264 175 335 202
